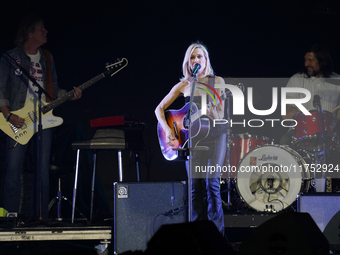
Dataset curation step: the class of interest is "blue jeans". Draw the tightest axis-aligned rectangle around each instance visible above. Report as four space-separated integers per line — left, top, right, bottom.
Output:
3 128 52 219
186 133 226 235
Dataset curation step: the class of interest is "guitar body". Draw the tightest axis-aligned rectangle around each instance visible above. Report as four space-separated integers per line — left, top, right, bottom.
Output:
157 103 210 161
0 58 128 145
0 97 63 145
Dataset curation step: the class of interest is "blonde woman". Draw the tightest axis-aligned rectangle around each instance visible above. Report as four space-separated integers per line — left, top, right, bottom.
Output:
155 42 226 235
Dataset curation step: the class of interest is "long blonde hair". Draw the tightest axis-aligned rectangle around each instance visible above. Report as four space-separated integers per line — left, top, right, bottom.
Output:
181 42 214 81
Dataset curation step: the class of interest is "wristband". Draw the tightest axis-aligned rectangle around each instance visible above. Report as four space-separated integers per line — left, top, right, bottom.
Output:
6 113 12 122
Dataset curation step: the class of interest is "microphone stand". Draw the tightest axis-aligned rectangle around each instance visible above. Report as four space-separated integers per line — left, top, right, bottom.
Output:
3 51 53 220
225 87 233 208
184 74 198 222
224 83 244 208
314 97 327 162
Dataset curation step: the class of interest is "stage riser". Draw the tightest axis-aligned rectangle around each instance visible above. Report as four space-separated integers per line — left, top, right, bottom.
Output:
0 226 111 255
0 240 105 255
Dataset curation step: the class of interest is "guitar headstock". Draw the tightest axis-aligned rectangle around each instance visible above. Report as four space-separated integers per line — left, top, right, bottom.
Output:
105 58 128 77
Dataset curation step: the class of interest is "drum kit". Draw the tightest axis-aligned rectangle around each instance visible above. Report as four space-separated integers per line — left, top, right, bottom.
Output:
222 109 339 213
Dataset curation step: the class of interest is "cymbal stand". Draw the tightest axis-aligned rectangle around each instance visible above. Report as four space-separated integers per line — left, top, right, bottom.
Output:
315 97 327 178
313 95 328 192
224 83 244 207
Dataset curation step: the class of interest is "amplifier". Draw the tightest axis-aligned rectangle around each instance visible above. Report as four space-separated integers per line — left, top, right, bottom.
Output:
297 193 340 232
113 181 187 254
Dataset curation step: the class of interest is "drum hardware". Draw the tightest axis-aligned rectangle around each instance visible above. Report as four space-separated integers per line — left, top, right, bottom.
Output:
295 147 338 192
265 204 278 213
223 83 247 208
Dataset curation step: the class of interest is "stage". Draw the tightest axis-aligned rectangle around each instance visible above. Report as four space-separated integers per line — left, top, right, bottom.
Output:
0 191 339 255
0 210 338 255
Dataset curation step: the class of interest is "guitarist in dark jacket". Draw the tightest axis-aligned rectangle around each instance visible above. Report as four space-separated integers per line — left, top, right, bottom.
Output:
0 15 81 220
155 42 226 235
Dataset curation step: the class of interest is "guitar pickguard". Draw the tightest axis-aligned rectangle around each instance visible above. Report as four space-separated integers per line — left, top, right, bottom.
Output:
0 98 63 145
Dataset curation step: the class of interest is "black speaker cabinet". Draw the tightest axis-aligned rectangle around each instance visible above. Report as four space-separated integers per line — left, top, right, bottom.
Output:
239 212 329 255
324 210 340 252
113 181 187 254
147 221 236 255
297 193 340 232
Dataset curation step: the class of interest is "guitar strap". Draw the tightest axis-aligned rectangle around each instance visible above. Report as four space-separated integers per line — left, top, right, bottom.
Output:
208 75 216 103
206 75 227 139
42 49 54 102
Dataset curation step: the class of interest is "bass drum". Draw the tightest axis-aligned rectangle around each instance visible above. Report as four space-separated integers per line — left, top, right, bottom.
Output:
236 145 310 212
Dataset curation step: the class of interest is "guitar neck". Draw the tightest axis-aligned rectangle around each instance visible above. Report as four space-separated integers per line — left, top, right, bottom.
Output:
42 72 106 114
41 58 128 114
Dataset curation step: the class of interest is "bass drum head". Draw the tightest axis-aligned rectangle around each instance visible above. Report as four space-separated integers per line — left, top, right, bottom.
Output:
236 145 309 212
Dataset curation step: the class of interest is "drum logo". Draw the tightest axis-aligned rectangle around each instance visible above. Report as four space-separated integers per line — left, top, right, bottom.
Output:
250 157 257 166
117 185 128 198
259 154 278 161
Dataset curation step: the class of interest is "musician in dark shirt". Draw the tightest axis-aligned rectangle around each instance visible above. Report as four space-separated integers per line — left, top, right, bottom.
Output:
0 15 81 220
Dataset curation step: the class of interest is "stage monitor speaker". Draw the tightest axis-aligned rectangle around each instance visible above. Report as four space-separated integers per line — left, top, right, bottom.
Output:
239 212 329 255
146 220 236 255
324 209 340 252
113 181 187 254
297 193 340 232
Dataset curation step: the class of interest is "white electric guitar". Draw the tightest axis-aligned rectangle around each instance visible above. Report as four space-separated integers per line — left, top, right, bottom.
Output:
0 58 128 145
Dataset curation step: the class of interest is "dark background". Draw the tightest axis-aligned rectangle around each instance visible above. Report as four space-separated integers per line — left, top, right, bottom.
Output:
1 0 340 216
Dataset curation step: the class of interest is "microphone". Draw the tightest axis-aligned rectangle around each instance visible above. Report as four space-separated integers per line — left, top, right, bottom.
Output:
313 95 321 108
191 63 201 77
267 176 274 189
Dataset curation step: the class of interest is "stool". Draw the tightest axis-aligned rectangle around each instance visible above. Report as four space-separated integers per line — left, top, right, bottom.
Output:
71 129 126 223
